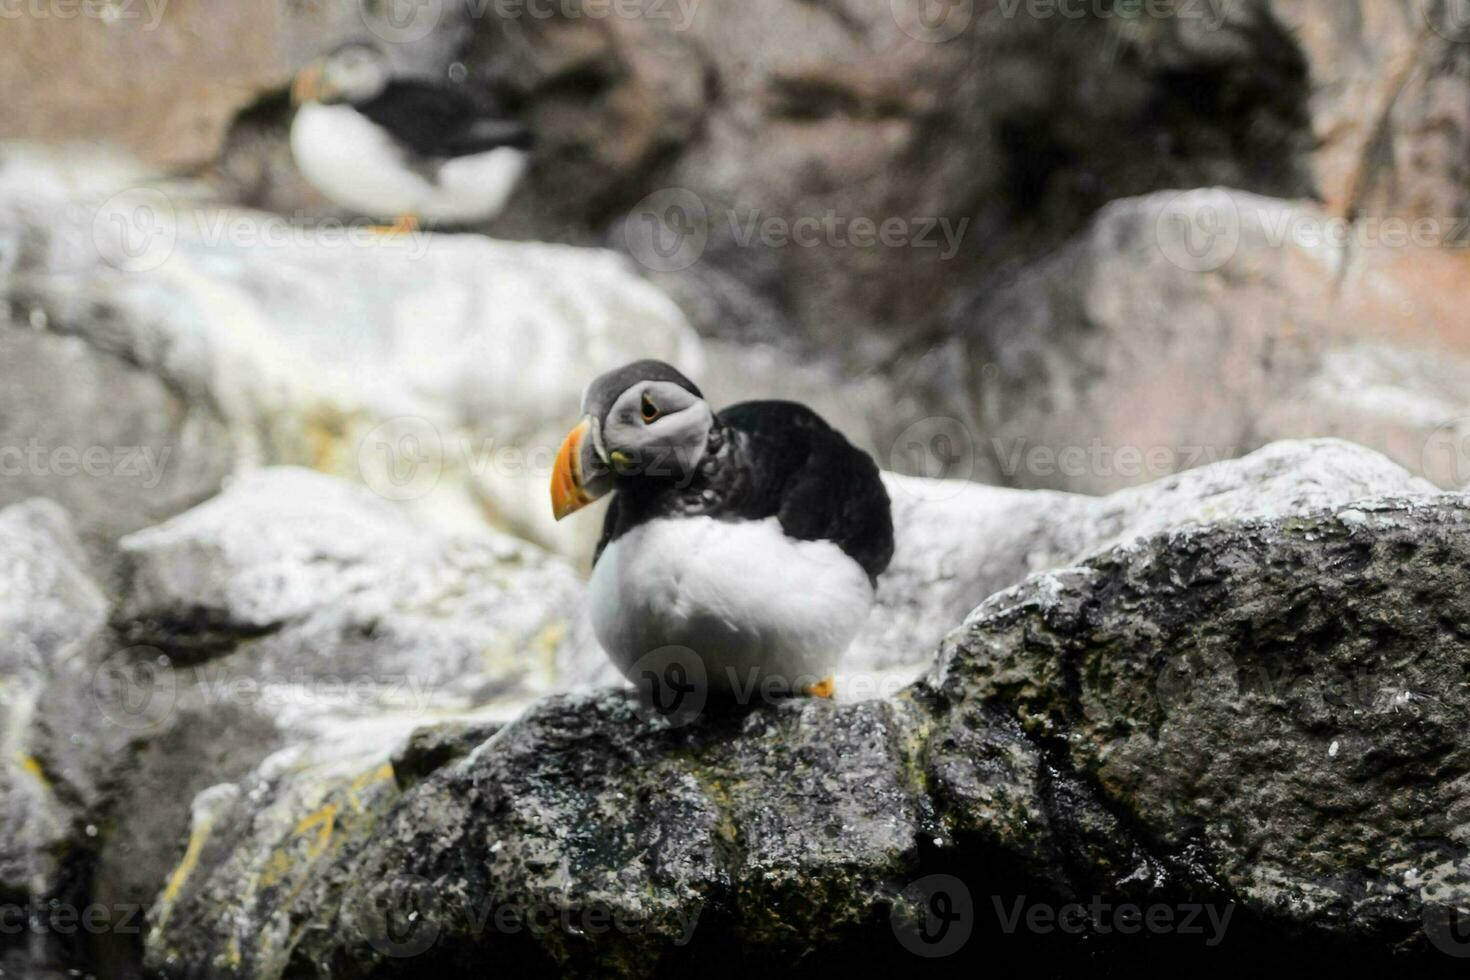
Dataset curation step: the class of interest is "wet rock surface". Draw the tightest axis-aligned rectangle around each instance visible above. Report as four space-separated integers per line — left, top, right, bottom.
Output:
2 4 1468 976
0 499 107 900
135 479 1470 978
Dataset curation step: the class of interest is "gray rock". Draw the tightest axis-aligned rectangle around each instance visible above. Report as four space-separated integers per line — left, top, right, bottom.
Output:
145 690 932 979
928 189 1470 495
0 154 703 562
0 499 106 898
0 312 235 569
143 488 1470 976
16 467 599 974
853 438 1434 685
113 467 598 713
927 493 1470 944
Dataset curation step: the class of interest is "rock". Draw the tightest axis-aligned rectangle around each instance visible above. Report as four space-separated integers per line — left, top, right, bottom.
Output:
14 0 1466 384
186 0 1322 368
0 152 702 560
1270 0 1470 222
0 0 457 171
853 438 1434 684
17 468 599 973
143 473 1470 976
112 467 599 715
927 493 1470 945
145 690 933 979
505 0 1319 366
927 189 1470 496
0 499 106 899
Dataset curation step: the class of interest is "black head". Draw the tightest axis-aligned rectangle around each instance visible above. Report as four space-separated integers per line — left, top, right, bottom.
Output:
552 360 711 520
293 41 390 107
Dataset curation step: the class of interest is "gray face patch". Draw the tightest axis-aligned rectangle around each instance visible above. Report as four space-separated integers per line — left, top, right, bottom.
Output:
599 380 714 483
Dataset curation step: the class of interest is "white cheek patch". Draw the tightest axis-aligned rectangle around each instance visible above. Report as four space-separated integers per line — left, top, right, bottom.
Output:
589 516 874 694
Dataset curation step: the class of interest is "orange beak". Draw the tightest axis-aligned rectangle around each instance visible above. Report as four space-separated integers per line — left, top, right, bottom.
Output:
292 62 324 106
551 418 599 521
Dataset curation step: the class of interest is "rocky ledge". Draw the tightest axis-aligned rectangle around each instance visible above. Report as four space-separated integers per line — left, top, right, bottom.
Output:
102 443 1469 979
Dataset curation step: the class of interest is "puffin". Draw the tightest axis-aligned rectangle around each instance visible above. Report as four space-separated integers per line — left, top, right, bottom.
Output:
550 360 893 701
289 41 532 231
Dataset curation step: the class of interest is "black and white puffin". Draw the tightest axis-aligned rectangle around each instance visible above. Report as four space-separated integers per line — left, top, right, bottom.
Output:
550 360 894 700
290 41 532 230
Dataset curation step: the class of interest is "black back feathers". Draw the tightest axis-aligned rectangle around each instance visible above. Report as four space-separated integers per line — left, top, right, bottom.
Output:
355 80 532 159
596 400 894 586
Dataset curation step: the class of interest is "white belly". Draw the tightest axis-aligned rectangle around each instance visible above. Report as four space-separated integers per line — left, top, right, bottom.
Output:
289 103 527 224
589 516 875 697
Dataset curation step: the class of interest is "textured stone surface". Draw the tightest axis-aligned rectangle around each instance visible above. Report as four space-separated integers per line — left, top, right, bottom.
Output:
924 189 1470 495
113 467 599 711
6 469 601 974
0 499 106 898
145 690 933 979
143 486 1470 977
1272 0 1470 222
0 0 456 170
853 439 1434 683
0 151 702 560
928 493 1470 943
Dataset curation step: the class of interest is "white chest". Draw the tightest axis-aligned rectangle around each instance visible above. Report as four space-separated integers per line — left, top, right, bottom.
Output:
289 103 527 224
588 516 875 695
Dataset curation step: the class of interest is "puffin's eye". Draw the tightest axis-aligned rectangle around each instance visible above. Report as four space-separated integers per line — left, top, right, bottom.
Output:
640 393 660 423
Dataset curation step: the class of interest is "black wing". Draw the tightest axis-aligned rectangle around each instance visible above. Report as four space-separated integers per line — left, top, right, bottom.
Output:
719 401 894 585
355 80 532 159
593 400 894 586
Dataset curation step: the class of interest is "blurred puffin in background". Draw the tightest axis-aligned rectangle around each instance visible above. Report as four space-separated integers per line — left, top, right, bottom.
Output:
551 360 894 701
290 41 532 232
